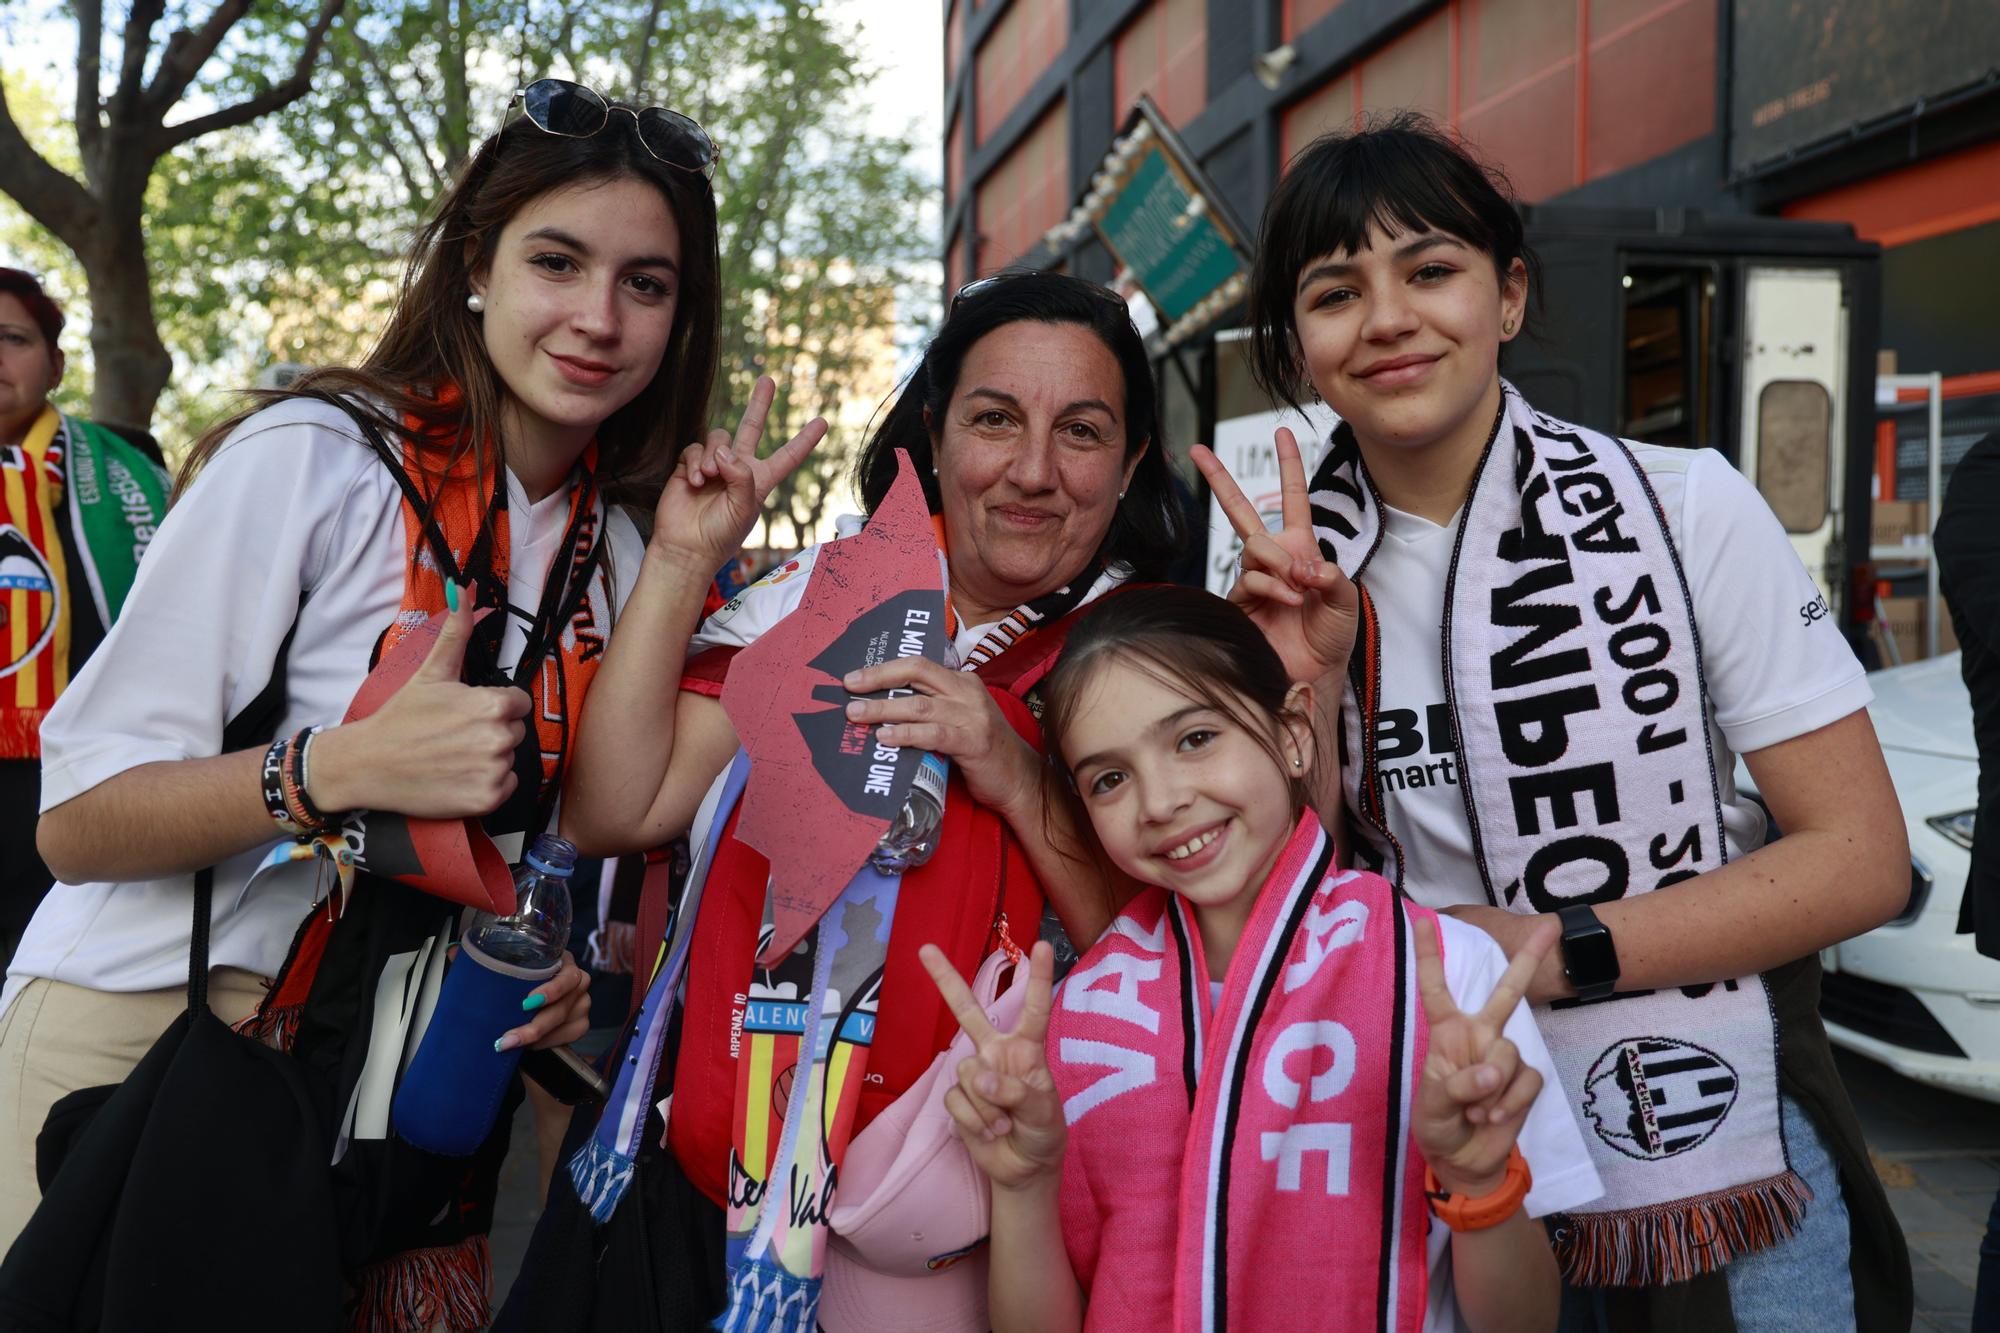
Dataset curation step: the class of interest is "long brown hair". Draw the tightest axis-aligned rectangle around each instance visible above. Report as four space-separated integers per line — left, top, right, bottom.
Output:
181 99 721 513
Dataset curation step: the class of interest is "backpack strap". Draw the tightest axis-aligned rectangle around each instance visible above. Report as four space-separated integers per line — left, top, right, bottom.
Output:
187 598 307 1015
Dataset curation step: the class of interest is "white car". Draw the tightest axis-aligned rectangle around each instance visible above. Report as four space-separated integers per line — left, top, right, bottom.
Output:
1741 652 1998 1103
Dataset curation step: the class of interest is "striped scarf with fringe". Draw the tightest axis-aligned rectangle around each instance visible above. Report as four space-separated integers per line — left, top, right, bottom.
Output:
1316 382 1807 1287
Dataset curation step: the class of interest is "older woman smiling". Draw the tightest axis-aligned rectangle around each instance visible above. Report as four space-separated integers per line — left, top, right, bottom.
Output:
536 269 1187 1331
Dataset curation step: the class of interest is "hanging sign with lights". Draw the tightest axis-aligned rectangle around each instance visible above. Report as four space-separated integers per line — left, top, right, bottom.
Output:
1045 95 1252 348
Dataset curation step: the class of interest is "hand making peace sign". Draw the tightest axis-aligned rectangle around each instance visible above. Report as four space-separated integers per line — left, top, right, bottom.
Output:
919 941 1067 1192
1410 914 1559 1196
1191 427 1359 686
650 374 829 570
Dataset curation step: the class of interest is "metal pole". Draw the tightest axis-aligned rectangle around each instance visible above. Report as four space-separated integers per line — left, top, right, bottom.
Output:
1926 371 1944 659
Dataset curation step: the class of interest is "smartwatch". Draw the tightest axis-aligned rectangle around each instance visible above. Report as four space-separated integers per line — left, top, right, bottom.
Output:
1557 903 1620 1002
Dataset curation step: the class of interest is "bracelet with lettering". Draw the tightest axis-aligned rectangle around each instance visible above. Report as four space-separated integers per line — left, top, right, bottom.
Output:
261 733 308 838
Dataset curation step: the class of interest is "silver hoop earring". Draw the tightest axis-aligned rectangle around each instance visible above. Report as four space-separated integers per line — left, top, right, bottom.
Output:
466 293 485 314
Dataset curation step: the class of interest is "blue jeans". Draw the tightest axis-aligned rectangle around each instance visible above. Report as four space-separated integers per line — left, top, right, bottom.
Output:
1558 1094 1854 1331
1975 1181 2000 1332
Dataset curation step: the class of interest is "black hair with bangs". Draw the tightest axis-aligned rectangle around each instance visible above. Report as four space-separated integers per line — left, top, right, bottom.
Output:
1247 110 1538 413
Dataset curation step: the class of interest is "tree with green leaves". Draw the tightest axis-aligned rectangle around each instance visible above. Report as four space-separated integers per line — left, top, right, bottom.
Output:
1 0 934 525
0 0 345 429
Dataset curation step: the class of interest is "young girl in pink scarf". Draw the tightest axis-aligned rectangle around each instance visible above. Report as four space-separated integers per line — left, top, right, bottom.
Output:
921 584 1601 1332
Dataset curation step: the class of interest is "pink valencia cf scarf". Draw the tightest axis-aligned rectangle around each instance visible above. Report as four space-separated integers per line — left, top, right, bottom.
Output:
1046 814 1432 1333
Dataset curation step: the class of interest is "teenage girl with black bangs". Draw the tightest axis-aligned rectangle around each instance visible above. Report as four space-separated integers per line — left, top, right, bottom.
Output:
1198 111 1910 1330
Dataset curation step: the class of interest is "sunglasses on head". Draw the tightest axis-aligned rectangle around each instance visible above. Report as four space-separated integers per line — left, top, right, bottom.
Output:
950 271 1133 314
502 78 719 180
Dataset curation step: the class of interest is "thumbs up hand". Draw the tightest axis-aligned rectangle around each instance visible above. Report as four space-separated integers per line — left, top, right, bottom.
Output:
304 582 533 821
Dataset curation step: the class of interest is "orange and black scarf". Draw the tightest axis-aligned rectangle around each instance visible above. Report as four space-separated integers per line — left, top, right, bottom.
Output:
372 414 610 820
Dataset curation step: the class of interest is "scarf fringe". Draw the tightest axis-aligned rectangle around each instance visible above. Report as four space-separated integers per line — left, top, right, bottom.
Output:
232 1000 302 1051
1555 1169 1812 1287
0 709 49 760
347 1234 491 1333
567 1133 636 1222
714 1259 821 1333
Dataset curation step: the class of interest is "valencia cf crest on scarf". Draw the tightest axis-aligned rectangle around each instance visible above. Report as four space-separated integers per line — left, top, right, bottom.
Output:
0 524 58 677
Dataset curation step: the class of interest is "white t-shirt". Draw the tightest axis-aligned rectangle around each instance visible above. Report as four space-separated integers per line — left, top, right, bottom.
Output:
1354 443 1871 908
2 397 643 1017
1200 915 1598 1332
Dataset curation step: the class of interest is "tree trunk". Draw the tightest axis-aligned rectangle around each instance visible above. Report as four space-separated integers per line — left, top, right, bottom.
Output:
440 0 469 175
81 209 172 431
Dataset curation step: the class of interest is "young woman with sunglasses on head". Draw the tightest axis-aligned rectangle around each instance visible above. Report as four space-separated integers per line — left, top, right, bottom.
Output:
1199 113 1911 1330
0 79 816 1329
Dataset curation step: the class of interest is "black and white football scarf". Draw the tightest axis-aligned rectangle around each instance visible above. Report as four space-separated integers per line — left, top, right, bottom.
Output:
1313 382 1808 1287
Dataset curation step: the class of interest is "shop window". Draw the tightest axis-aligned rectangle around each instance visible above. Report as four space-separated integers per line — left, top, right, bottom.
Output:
1357 9 1450 123
1274 0 1713 201
1114 0 1208 127
975 0 1068 145
1283 0 1341 42
946 111 964 207
975 98 1070 272
1280 73 1354 162
946 0 966 88
1586 0 1713 179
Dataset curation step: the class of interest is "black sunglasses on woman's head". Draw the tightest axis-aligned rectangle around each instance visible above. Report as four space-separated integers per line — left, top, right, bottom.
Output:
502 78 719 180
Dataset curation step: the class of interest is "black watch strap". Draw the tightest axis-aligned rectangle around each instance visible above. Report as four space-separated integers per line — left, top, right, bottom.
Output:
1557 903 1621 1002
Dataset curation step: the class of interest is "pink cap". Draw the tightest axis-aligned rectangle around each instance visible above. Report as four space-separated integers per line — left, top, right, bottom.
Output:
817 951 1029 1332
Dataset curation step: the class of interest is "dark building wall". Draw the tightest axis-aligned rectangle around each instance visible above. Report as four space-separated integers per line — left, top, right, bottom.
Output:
943 0 2000 385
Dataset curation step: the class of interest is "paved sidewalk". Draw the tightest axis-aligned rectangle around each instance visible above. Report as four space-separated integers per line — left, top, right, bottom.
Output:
1840 1048 1996 1331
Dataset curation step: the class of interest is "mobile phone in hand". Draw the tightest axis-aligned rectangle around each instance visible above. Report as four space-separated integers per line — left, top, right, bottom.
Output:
520 1044 610 1105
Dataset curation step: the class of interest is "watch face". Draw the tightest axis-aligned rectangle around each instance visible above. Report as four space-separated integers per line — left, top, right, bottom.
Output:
1564 922 1619 986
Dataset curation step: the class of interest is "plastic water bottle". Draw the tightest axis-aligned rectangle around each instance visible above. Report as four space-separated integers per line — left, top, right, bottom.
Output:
469 834 576 966
392 834 577 1156
872 751 948 872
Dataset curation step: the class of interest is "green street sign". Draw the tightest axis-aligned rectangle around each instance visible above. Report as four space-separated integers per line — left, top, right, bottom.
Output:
1095 147 1245 325
1054 97 1251 346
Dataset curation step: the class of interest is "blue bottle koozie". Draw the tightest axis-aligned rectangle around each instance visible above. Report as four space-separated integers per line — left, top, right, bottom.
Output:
392 835 576 1157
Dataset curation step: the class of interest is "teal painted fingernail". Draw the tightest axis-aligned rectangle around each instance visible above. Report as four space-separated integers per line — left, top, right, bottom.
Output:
521 992 548 1012
493 1036 507 1053
445 581 460 612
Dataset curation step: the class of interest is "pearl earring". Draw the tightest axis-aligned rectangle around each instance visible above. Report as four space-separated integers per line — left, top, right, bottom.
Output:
466 293 485 314
1292 757 1302 768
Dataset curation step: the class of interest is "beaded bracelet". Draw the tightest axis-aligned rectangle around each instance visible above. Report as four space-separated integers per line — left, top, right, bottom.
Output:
285 725 339 834
278 726 339 837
